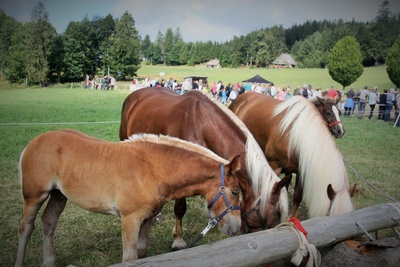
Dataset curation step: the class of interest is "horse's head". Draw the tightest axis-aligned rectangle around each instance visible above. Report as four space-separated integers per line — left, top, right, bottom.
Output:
241 176 290 232
206 155 242 236
326 183 356 216
316 96 345 138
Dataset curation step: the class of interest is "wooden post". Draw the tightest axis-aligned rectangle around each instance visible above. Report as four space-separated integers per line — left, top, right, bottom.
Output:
109 202 400 267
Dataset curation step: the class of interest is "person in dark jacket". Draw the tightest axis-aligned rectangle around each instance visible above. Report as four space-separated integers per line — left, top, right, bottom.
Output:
378 89 387 120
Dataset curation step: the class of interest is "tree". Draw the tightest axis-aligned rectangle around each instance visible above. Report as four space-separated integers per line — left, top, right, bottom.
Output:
25 2 56 86
0 10 20 79
141 34 151 61
62 33 85 81
155 31 164 64
93 14 115 75
147 43 162 65
163 28 174 65
6 24 27 83
327 36 363 90
109 11 141 79
173 28 183 44
386 36 400 87
168 40 187 66
47 35 65 83
367 1 399 65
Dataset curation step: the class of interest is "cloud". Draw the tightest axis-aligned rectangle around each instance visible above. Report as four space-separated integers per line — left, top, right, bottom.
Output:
2 0 400 42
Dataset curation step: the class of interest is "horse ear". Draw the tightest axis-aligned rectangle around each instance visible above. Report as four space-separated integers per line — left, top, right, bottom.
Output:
228 155 241 173
273 167 282 176
274 175 291 193
335 91 342 105
349 183 357 197
316 96 326 108
327 184 336 201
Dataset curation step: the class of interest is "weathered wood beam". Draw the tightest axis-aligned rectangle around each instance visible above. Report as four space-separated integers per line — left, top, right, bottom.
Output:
109 202 400 267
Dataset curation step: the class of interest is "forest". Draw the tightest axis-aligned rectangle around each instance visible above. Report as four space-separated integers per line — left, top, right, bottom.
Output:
0 1 399 85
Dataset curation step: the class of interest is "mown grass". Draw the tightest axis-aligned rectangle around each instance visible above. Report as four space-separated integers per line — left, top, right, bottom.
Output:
0 66 399 267
134 65 396 92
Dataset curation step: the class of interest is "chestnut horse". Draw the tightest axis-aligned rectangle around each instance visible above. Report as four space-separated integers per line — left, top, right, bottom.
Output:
120 88 289 249
308 95 345 138
15 130 242 267
229 93 354 219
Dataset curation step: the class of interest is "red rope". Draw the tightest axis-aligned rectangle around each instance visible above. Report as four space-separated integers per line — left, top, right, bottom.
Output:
288 217 308 241
264 218 308 267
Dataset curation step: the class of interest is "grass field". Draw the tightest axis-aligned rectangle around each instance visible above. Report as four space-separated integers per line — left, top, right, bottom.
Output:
133 65 397 93
0 66 399 267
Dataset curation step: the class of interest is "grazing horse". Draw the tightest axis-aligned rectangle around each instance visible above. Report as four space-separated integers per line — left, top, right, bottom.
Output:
229 93 354 219
120 88 289 249
15 130 242 267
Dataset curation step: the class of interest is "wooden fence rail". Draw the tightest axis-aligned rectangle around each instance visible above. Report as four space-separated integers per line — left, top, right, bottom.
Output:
109 202 400 267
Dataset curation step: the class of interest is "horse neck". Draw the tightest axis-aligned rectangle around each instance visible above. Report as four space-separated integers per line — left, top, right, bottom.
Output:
237 167 257 207
156 157 222 201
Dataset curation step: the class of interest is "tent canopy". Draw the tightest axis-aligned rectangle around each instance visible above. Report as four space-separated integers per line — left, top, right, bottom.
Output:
242 74 272 84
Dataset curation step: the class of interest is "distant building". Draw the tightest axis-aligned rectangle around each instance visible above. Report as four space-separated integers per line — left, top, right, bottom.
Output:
272 53 297 68
206 59 221 68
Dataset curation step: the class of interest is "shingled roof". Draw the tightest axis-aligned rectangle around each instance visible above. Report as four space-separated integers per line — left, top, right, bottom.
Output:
273 53 297 67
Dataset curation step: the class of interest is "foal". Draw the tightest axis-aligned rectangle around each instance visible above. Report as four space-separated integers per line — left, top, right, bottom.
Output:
15 130 241 267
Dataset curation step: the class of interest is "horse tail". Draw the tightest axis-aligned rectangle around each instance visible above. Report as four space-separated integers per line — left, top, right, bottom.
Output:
18 148 26 194
119 97 139 141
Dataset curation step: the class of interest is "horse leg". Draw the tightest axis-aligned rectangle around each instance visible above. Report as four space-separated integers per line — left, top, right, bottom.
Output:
120 214 142 262
41 190 67 267
289 174 303 219
137 217 156 258
15 194 49 267
171 198 187 250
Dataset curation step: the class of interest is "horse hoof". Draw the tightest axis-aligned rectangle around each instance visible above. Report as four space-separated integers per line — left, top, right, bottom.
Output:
171 239 187 251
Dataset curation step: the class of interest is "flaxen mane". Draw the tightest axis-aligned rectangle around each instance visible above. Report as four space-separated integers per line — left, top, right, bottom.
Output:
273 96 353 217
124 133 229 164
198 92 288 219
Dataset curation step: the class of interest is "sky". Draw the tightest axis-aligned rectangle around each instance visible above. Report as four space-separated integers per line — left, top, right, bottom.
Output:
1 0 400 43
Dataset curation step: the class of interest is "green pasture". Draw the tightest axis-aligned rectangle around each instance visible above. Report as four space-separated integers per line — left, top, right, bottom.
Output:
0 67 399 267
134 65 397 92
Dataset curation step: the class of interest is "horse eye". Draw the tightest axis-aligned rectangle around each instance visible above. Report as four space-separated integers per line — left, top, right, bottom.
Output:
231 190 239 197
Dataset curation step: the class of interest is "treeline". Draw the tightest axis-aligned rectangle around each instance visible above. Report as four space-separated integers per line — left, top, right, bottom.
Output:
0 1 399 85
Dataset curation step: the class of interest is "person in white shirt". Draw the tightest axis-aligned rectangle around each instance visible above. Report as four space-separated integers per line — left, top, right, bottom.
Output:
270 83 277 98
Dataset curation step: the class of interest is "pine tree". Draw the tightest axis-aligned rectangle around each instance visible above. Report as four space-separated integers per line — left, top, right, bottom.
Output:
25 2 55 86
327 36 363 90
386 36 400 88
109 11 141 79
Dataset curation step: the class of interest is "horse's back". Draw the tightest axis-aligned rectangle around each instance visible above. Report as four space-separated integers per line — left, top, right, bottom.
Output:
120 88 245 153
120 88 177 140
230 92 279 119
229 93 292 170
229 93 281 138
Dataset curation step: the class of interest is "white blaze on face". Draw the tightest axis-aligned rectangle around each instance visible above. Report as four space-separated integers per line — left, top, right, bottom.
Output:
332 105 344 134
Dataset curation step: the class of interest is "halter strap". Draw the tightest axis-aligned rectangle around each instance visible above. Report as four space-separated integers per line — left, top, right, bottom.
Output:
241 198 268 230
328 120 342 127
317 105 342 128
189 163 240 247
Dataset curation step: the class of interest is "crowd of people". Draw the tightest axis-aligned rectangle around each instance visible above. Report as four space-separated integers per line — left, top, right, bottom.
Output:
85 74 117 90
343 85 399 125
85 74 400 126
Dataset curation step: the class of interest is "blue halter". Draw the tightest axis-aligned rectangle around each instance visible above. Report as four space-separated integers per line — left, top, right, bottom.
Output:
189 163 240 247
